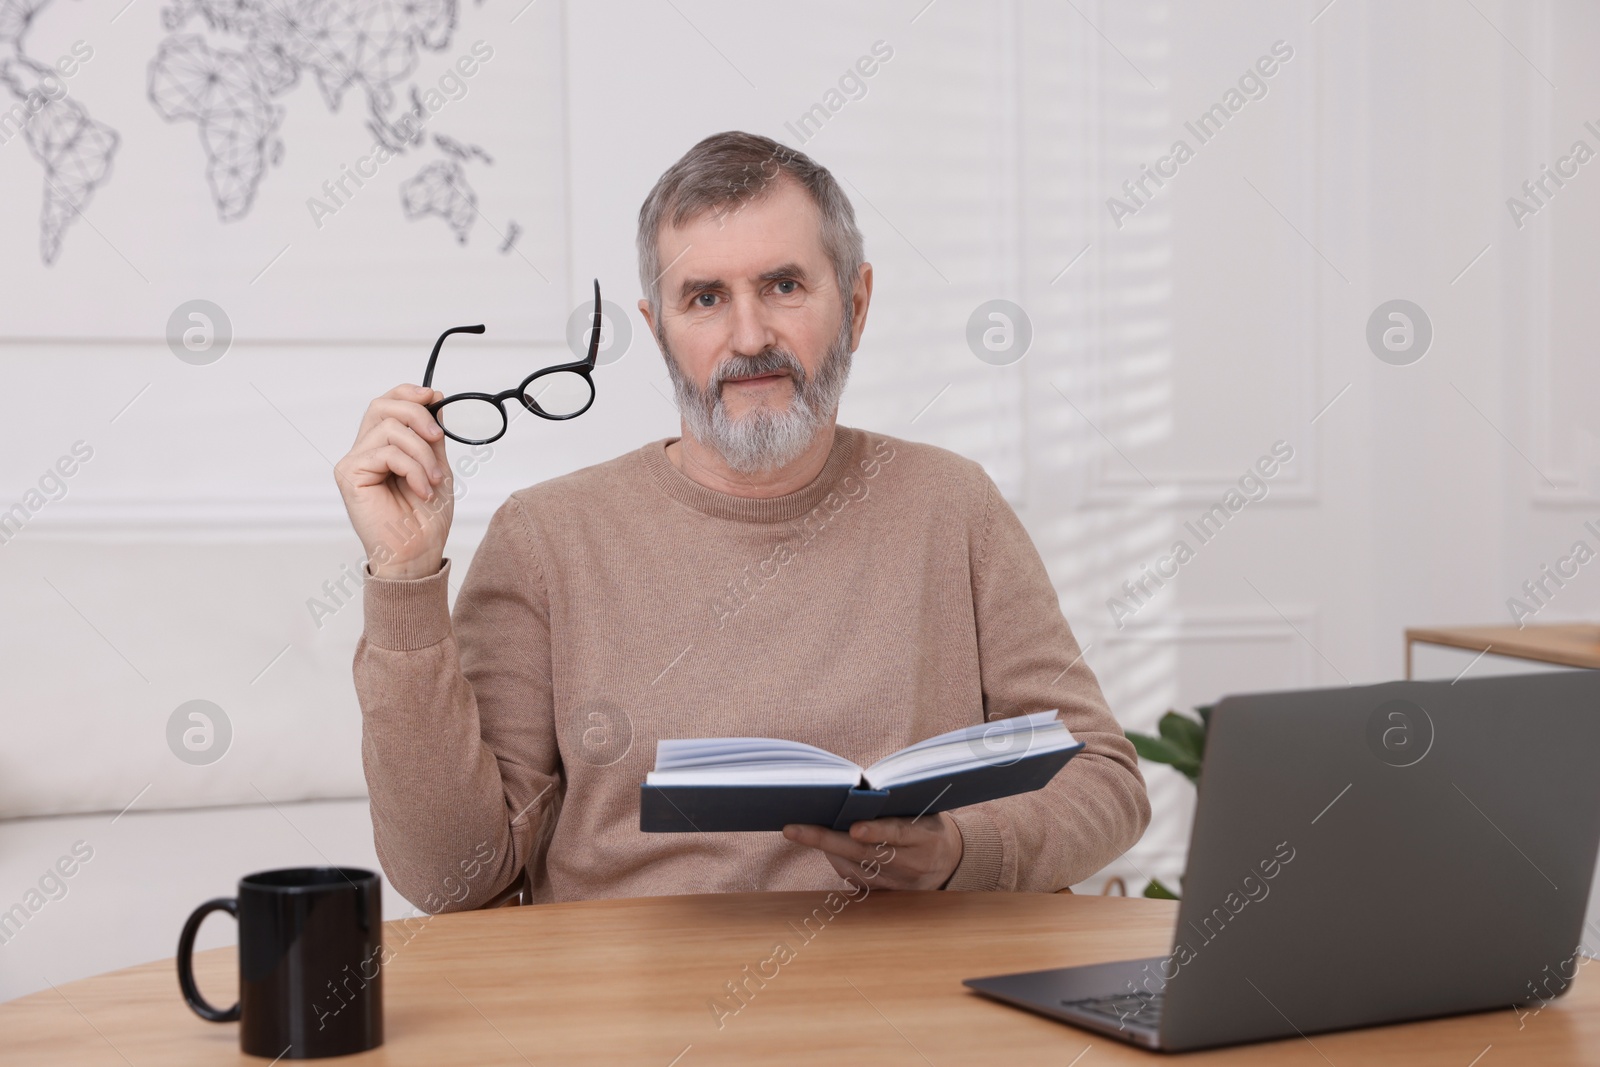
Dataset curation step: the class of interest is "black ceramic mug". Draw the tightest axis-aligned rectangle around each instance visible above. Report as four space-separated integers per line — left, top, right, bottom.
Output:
177 867 384 1059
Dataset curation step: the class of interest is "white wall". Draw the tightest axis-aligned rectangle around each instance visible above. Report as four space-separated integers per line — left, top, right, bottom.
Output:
3 0 1599 990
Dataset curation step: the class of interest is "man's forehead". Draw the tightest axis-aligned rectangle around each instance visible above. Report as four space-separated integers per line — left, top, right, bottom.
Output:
656 181 828 295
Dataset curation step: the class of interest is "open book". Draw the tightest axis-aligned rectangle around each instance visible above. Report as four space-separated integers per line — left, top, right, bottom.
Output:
639 710 1085 833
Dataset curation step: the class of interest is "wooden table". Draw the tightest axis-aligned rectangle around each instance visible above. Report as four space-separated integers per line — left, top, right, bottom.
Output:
5 891 1596 1064
1405 623 1600 678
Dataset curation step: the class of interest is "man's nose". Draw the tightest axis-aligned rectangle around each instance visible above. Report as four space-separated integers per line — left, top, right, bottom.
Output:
726 289 776 358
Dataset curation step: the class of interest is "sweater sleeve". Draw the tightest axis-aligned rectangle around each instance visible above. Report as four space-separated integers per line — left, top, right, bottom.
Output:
942 475 1151 892
353 494 559 913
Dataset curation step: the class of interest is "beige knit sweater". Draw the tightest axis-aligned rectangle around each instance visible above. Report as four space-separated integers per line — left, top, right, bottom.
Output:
354 426 1150 909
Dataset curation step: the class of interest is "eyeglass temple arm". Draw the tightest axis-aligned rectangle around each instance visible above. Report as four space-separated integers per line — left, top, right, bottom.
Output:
584 278 602 369
422 324 487 388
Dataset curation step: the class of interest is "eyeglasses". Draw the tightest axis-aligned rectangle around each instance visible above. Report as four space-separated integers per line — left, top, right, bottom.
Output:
422 278 602 445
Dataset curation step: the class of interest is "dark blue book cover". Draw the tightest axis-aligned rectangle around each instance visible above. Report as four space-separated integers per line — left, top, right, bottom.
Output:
639 742 1084 832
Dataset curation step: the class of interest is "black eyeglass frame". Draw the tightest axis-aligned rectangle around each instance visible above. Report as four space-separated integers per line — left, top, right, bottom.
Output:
422 278 602 445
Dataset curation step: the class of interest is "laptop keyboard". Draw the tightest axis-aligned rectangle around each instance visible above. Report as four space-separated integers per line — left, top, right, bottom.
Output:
1061 990 1163 1033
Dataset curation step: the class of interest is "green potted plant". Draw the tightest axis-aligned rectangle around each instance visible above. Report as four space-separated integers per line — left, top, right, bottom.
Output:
1124 704 1211 900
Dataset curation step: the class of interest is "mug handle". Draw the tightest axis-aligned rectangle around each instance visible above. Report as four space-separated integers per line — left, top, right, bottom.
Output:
177 897 241 1022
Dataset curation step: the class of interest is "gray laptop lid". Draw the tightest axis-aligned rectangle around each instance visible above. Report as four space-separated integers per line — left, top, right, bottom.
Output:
1156 669 1600 1051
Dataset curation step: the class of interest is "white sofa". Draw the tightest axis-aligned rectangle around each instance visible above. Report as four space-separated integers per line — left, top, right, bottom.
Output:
0 799 414 1004
0 539 428 1004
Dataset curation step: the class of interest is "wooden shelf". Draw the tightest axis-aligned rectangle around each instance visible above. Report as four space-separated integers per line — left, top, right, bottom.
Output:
1405 624 1600 677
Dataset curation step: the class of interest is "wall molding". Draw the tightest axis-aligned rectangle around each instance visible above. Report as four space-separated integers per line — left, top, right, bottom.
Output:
12 493 504 542
1095 606 1320 694
1523 4 1593 510
1081 24 1321 509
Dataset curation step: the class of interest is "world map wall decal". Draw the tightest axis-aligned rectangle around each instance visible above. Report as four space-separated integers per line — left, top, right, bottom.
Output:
0 0 119 264
0 0 564 344
2 0 512 265
147 0 504 244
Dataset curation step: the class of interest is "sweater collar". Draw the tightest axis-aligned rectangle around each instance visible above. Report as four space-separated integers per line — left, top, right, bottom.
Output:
637 425 862 523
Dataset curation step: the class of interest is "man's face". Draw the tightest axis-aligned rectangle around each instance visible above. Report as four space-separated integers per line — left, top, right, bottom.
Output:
640 177 868 472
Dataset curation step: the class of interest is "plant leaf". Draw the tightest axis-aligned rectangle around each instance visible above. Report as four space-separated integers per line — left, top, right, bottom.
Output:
1143 878 1180 900
1195 703 1213 728
1125 731 1201 781
1126 731 1185 764
1157 711 1206 763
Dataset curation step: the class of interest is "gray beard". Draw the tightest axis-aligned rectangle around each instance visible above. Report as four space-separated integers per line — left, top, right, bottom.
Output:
660 312 854 475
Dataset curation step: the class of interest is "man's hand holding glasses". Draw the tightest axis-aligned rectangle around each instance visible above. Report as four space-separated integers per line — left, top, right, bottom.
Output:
334 280 605 581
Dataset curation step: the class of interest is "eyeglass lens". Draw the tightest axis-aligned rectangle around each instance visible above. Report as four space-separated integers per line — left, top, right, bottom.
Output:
436 397 506 443
524 370 593 418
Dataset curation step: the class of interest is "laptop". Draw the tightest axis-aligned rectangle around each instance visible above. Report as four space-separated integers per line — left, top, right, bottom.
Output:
964 670 1600 1052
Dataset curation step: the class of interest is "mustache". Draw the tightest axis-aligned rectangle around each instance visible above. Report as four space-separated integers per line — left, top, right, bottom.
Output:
712 349 807 392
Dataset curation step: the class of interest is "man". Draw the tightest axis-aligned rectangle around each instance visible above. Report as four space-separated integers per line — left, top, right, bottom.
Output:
336 131 1149 910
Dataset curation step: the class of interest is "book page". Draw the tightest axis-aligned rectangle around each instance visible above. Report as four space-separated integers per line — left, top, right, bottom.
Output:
863 711 1077 790
646 738 862 787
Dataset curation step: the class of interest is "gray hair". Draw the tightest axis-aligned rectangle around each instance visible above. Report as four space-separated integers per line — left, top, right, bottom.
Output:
636 131 865 325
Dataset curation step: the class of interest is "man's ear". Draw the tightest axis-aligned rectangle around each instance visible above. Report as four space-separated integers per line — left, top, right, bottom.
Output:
638 298 659 349
848 262 873 353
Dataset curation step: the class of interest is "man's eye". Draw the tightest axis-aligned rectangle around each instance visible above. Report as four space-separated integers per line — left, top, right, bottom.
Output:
774 280 798 294
695 293 717 307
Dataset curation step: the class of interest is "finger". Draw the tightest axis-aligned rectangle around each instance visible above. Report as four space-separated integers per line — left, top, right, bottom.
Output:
357 385 445 444
365 397 448 449
356 390 443 447
822 852 864 885
783 824 881 866
848 817 934 848
819 851 908 895
804 837 890 886
361 417 445 484
347 431 440 498
380 382 444 404
351 444 435 500
825 849 916 891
